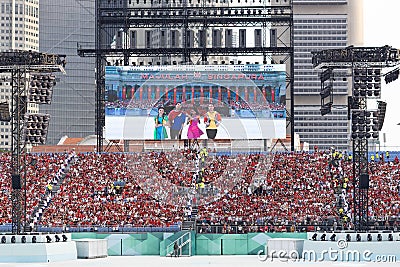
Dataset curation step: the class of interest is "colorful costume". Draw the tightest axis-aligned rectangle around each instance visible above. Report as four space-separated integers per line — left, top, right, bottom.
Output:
154 115 168 140
187 116 204 139
168 110 186 139
204 111 221 139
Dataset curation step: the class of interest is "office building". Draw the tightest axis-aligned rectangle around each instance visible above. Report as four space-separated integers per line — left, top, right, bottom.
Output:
292 0 363 150
39 0 96 145
0 0 40 150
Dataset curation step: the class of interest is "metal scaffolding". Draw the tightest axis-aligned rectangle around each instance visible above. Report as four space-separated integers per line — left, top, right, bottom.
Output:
0 51 65 233
78 0 295 152
312 45 400 231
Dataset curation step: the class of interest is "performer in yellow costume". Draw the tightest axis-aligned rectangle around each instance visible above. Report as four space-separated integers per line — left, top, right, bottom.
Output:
204 104 221 139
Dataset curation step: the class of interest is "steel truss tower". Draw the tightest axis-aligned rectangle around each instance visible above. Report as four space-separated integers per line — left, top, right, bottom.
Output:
78 0 295 152
0 51 65 233
312 45 400 231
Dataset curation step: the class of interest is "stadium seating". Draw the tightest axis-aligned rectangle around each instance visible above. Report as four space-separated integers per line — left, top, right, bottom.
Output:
0 151 399 232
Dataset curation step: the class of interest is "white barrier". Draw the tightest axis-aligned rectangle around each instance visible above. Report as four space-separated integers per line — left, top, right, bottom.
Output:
266 238 304 258
0 241 76 263
75 238 108 259
266 233 400 262
0 233 72 244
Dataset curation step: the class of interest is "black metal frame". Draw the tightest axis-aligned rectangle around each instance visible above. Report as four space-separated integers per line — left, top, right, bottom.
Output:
351 76 369 231
10 68 27 234
79 0 295 152
312 45 400 231
319 68 333 116
0 51 65 234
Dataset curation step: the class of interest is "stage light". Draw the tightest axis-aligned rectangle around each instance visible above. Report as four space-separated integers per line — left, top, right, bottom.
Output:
320 85 332 99
62 234 68 242
377 234 382 241
24 113 50 145
346 234 351 242
320 103 332 116
11 236 16 243
377 101 387 131
351 110 379 140
29 74 56 105
388 234 393 241
1 236 5 243
32 236 37 243
320 234 326 241
367 233 372 241
46 235 52 243
330 234 336 241
356 234 361 242
21 236 26 243
384 69 399 84
320 68 333 83
312 233 317 241
55 235 60 242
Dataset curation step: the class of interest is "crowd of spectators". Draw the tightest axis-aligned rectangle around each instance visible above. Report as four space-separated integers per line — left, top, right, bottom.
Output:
0 152 70 224
106 99 157 109
229 99 285 111
0 153 11 224
39 153 183 228
0 150 399 232
105 98 285 116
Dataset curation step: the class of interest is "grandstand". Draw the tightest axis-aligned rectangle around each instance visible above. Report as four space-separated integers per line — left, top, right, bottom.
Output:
1 150 399 233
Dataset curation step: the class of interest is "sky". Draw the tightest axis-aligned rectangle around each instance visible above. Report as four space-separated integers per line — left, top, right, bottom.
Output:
363 0 400 149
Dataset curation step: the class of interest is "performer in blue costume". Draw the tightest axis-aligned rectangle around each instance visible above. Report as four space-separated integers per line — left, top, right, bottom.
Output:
154 107 168 140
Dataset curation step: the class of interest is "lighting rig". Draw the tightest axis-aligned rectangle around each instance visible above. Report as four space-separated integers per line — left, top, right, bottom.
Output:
0 50 65 234
78 0 295 152
312 45 400 231
28 73 56 105
320 68 333 116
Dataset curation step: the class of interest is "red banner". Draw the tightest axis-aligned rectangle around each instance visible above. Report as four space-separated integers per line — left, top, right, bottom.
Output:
148 86 151 100
236 87 239 102
271 88 275 102
173 88 177 104
262 87 266 101
156 87 160 99
122 87 126 100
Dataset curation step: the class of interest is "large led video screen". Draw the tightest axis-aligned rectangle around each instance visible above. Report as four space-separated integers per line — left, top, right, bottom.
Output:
105 64 286 140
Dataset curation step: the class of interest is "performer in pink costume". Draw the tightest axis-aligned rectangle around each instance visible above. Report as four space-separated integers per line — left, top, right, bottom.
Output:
187 109 204 139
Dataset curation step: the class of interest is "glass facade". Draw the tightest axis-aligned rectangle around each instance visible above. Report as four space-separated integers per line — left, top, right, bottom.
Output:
39 0 95 144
